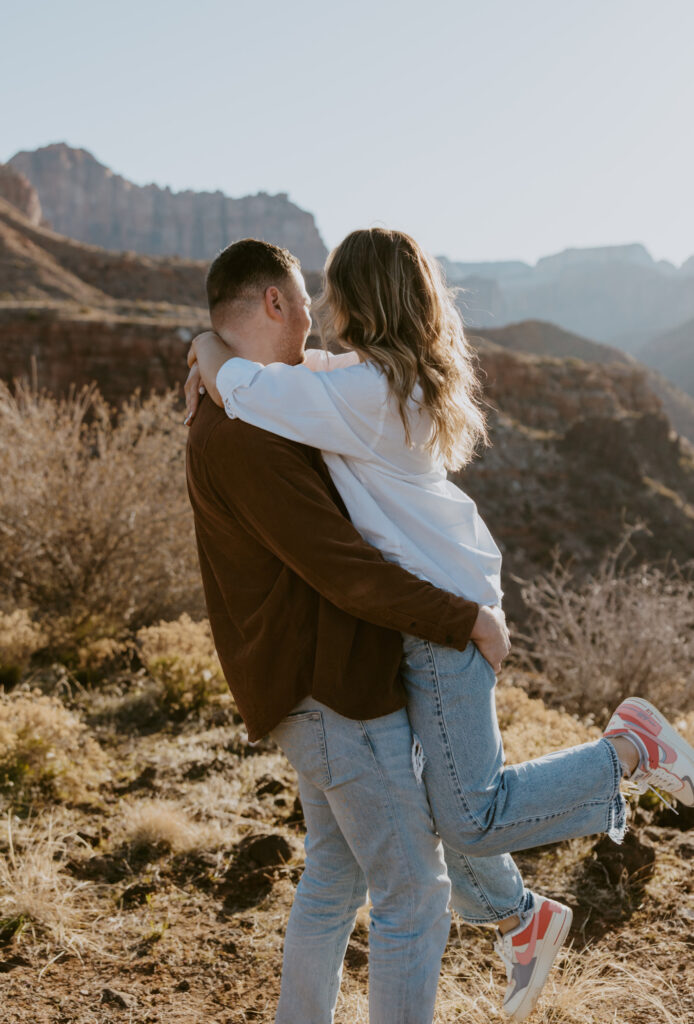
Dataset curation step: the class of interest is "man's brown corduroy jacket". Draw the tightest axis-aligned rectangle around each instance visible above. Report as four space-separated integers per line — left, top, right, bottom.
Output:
186 398 480 741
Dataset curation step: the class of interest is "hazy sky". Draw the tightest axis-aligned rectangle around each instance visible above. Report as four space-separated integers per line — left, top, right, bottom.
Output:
3 0 694 265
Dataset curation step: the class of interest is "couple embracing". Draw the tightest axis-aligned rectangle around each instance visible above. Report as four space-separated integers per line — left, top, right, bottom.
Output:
184 229 694 1023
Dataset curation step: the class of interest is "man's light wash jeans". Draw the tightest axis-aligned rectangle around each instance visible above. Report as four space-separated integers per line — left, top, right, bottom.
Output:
401 635 627 925
272 699 451 1024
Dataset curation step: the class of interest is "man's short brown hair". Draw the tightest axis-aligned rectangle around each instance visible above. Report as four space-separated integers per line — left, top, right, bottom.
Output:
206 238 301 312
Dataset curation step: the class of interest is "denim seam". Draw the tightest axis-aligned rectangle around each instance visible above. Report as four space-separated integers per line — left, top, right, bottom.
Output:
478 798 616 833
424 642 485 831
315 713 332 789
454 851 503 925
450 851 496 920
359 720 412 1022
325 862 364 1006
472 740 622 836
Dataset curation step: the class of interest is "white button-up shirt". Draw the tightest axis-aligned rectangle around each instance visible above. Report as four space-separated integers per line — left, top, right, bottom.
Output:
216 349 503 606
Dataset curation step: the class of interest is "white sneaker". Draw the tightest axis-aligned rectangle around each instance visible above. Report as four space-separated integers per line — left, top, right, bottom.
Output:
604 696 694 807
494 893 573 1021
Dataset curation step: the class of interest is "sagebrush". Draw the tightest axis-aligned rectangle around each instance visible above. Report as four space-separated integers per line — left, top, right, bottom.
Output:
0 610 45 687
515 535 694 717
0 380 204 657
0 691 109 808
137 612 226 712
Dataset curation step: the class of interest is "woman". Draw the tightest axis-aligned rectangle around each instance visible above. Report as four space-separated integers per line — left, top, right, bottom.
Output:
185 228 694 1021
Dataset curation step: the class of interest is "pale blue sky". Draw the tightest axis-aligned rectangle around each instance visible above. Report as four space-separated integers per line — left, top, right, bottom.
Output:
3 0 693 264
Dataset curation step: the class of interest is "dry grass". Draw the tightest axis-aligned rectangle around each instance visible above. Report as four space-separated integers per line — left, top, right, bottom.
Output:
0 380 204 657
0 816 98 953
118 798 226 855
539 945 686 1023
334 943 686 1023
0 673 689 1023
515 532 694 717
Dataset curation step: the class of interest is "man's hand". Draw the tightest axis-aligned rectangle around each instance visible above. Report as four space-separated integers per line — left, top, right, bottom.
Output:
470 605 510 673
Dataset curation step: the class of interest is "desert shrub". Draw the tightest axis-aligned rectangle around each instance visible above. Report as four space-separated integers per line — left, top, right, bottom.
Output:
0 609 45 687
0 691 109 808
136 613 226 713
516 537 694 717
0 381 205 657
496 683 599 763
73 636 132 683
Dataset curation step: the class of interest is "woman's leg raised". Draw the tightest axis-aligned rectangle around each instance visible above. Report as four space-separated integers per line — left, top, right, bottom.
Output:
401 636 626 858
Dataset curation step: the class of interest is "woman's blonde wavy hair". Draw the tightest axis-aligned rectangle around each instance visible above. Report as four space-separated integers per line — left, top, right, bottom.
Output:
314 228 489 470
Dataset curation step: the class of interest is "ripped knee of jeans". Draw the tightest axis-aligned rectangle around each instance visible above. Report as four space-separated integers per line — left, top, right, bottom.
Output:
411 733 426 785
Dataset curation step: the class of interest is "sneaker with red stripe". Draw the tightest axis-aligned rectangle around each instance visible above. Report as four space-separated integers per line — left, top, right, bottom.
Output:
604 696 694 807
494 893 572 1021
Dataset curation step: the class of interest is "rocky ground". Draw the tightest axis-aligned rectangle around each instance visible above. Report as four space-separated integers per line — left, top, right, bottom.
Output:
1 675 692 1024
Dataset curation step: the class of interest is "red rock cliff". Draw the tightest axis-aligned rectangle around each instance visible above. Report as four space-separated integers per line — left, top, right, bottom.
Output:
9 144 328 270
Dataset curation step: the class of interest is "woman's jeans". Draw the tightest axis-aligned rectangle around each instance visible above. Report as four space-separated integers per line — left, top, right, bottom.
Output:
401 635 627 925
272 699 452 1024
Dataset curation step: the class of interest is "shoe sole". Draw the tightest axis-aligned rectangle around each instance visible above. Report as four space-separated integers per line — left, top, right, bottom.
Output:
506 906 573 1021
618 697 694 807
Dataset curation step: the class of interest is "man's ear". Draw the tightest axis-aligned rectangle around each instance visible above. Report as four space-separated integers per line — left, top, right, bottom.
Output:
263 286 284 323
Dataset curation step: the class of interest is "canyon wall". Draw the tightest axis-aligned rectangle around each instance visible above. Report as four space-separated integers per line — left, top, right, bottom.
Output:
9 144 328 270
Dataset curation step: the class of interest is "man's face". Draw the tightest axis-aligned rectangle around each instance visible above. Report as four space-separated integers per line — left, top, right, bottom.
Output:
284 267 313 347
211 265 311 365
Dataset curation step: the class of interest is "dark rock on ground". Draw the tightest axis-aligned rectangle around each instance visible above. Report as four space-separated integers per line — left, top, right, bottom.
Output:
238 834 294 868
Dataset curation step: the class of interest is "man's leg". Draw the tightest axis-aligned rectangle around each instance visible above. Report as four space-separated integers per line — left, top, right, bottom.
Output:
275 772 367 1023
272 697 451 1024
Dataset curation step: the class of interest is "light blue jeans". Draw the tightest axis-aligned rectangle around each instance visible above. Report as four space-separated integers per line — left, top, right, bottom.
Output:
271 643 626 1023
401 635 627 925
271 698 451 1024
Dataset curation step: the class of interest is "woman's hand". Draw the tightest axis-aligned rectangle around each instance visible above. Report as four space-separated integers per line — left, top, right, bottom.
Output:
184 360 205 425
183 331 233 423
470 605 511 673
187 330 219 369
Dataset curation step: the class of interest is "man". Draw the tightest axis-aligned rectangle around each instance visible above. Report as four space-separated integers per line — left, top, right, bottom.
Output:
185 239 510 1024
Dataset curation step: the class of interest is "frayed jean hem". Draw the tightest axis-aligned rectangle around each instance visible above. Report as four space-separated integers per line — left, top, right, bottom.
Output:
602 737 628 845
457 887 535 928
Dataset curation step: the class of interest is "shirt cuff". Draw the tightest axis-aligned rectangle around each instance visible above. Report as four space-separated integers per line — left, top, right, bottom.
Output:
216 357 264 420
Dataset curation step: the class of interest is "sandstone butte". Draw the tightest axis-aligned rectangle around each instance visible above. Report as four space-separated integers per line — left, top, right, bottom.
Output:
8 143 329 271
1 170 694 604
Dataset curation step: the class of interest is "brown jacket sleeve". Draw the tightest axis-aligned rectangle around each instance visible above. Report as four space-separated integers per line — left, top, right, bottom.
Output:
204 419 479 650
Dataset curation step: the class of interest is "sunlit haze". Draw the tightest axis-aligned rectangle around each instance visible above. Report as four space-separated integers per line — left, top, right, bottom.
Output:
4 0 694 264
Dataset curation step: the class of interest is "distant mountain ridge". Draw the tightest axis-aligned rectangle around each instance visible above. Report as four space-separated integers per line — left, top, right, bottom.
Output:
8 144 328 270
441 243 694 348
5 144 694 414
638 318 694 398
